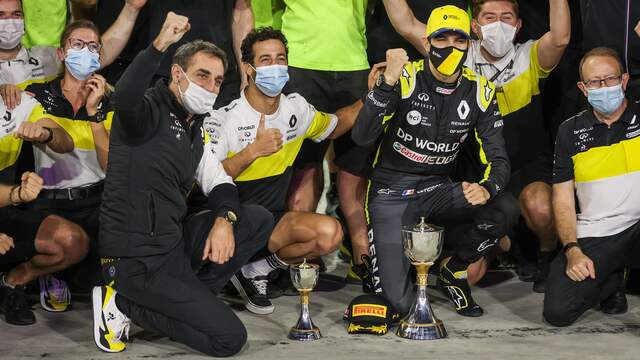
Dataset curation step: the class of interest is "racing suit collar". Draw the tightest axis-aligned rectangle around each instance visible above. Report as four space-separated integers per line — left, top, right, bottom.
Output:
424 65 462 95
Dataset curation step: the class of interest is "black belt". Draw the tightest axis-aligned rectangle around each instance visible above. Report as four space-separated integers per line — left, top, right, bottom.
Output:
39 182 104 201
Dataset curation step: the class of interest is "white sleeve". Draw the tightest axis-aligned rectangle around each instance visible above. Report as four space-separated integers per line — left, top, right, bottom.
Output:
195 138 235 196
203 111 231 161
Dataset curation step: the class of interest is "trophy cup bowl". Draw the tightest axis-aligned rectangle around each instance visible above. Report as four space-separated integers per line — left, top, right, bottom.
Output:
288 260 321 341
396 217 447 340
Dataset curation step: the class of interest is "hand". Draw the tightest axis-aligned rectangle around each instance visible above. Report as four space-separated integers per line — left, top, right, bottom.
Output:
249 113 283 158
17 172 44 202
85 74 107 116
383 48 409 86
14 122 50 143
202 217 235 264
0 233 14 255
0 84 22 110
565 247 596 282
125 0 147 10
462 182 490 206
636 20 640 38
368 62 387 91
153 11 191 52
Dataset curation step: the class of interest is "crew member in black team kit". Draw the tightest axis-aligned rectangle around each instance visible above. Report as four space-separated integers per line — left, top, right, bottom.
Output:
353 6 519 318
91 12 273 356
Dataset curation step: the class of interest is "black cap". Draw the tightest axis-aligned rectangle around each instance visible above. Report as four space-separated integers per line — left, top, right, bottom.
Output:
344 294 400 335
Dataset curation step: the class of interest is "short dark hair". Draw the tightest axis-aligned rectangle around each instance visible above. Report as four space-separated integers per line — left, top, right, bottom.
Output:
472 0 519 19
172 40 228 72
60 20 101 49
241 27 288 65
579 47 625 80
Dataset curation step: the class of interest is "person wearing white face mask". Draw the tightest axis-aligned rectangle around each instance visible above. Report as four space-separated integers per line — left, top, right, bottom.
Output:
544 47 640 327
382 0 571 294
0 0 148 110
204 27 365 314
94 13 274 356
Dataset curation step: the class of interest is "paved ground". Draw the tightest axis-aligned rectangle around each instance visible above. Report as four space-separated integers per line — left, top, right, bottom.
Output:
1 256 639 360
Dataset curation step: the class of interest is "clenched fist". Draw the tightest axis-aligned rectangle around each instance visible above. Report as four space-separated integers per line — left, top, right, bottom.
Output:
249 113 283 158
153 11 191 52
15 122 51 143
17 172 44 203
383 48 409 86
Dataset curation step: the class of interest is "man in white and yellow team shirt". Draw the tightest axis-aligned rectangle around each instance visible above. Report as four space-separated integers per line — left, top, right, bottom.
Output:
205 27 363 315
0 0 147 109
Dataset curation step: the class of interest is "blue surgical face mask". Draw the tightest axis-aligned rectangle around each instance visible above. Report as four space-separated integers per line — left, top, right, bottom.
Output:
64 47 100 80
587 84 625 115
251 64 289 97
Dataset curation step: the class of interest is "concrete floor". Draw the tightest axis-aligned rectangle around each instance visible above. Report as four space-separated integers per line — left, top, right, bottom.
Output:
1 256 639 360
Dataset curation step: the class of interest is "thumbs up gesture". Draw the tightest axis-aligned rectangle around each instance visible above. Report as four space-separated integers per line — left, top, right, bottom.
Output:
248 114 283 159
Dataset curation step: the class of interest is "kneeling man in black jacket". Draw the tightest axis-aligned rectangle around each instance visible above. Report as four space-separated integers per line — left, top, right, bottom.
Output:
92 12 273 357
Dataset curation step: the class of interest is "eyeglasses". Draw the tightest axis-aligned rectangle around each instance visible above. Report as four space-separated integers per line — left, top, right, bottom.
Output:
67 37 102 53
582 75 622 90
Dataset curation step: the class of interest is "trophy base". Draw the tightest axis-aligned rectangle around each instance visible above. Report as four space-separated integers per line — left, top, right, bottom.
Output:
396 319 447 340
288 327 322 341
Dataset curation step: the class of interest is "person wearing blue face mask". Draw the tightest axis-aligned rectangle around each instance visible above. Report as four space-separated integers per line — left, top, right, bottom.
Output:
544 47 640 327
203 27 366 314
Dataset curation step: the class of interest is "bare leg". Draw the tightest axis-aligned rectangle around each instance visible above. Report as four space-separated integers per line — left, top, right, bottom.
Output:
337 170 368 264
287 165 324 213
519 182 557 252
6 215 88 286
268 212 343 263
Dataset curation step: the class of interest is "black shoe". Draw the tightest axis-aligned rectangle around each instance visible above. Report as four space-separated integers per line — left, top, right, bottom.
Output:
230 272 274 315
438 262 484 317
600 290 628 315
533 251 554 293
0 285 36 325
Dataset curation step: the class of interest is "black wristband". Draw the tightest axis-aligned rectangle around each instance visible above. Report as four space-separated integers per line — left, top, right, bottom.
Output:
563 241 580 254
40 127 53 144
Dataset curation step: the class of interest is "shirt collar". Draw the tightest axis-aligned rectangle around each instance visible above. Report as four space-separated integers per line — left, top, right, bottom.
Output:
588 99 637 126
470 40 515 71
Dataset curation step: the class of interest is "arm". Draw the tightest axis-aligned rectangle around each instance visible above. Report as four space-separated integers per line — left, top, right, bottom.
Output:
537 0 571 71
221 114 282 178
473 96 510 199
113 12 190 138
99 0 148 68
15 119 74 154
328 100 364 139
0 172 43 208
232 0 254 90
381 0 427 56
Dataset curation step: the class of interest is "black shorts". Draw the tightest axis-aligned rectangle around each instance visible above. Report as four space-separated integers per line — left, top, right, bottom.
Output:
506 154 553 198
0 207 48 271
284 67 369 170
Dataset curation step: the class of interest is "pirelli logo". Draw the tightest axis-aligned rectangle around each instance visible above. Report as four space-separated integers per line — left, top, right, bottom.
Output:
352 304 387 318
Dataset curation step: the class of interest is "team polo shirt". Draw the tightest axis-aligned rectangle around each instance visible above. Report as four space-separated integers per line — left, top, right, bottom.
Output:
465 40 553 170
0 46 60 89
0 93 41 183
25 78 113 189
553 102 640 238
281 0 369 71
204 91 337 212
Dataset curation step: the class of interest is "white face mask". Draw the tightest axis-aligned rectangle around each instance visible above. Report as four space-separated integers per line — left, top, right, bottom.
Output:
480 21 517 58
177 68 217 115
0 18 24 50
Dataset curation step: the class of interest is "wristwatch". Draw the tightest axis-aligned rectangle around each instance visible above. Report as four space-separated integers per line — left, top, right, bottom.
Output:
376 73 396 92
223 210 237 226
563 241 580 254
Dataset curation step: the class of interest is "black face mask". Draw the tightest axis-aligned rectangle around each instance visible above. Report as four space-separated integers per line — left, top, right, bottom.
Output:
428 44 468 77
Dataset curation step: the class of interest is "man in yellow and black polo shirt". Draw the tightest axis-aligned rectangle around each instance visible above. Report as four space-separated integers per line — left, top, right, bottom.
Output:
544 47 640 327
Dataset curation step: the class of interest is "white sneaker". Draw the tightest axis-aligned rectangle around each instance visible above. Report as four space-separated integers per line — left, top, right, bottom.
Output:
92 286 130 353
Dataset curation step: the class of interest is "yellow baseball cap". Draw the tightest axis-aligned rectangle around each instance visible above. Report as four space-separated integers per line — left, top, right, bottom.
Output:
426 5 471 39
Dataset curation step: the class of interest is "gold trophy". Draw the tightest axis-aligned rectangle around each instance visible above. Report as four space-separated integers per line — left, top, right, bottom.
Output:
288 259 321 341
397 217 447 340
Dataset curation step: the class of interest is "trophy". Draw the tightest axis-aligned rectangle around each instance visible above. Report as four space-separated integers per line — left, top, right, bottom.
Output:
397 217 447 340
288 259 322 341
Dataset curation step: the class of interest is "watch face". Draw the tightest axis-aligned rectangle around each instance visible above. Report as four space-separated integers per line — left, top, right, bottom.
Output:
376 74 384 87
227 211 237 222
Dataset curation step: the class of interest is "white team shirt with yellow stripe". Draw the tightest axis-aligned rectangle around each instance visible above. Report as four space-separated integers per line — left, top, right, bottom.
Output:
0 46 60 89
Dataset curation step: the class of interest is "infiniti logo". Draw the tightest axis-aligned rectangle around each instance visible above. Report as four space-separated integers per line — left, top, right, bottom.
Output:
417 93 430 102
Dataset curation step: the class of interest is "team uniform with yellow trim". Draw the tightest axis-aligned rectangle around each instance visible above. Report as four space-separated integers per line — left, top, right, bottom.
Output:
543 102 640 326
204 91 337 215
0 94 49 271
351 60 519 316
461 40 554 195
0 46 60 89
